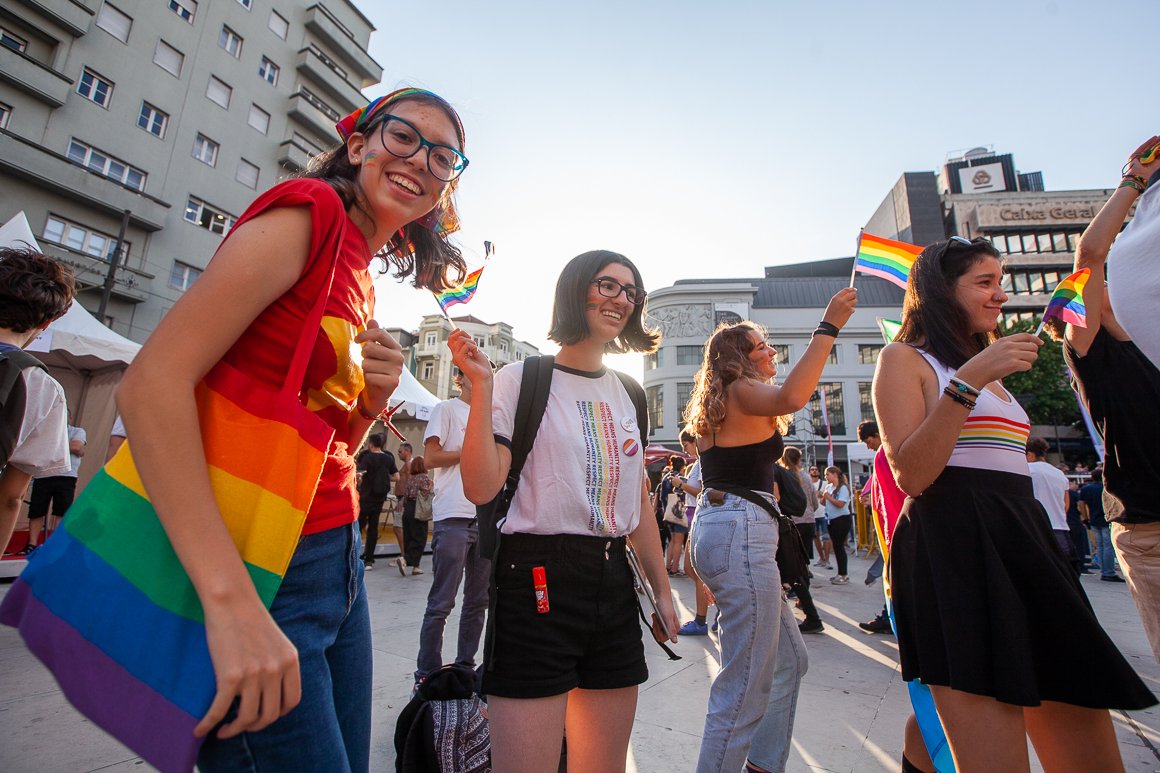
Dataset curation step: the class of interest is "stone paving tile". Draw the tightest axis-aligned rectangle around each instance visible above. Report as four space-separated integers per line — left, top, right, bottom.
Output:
1 550 1157 772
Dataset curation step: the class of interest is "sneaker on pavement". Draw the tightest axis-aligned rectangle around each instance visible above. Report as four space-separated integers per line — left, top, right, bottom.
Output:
364 561 374 571
829 575 849 585
1100 575 1126 583
678 620 709 636
859 615 892 634
799 619 825 635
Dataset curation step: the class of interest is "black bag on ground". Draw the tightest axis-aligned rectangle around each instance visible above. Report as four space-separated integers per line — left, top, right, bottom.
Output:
394 664 491 773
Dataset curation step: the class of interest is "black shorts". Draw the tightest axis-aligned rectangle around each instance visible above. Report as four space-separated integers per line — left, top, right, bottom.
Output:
28 476 77 519
482 532 648 699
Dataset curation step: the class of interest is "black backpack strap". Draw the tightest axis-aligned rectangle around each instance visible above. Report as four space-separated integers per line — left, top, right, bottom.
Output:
506 355 555 495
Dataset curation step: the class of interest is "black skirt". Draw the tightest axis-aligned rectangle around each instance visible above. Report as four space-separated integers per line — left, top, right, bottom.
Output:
890 466 1156 709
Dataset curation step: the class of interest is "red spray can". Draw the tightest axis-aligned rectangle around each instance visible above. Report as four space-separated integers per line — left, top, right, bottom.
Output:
532 566 549 614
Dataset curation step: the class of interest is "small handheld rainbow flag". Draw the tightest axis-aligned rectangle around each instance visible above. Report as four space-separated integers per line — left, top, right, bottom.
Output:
432 266 485 315
852 231 924 290
1034 267 1090 335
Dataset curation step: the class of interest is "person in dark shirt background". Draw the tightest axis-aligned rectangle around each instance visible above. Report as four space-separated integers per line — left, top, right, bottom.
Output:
1078 469 1121 583
1065 478 1090 574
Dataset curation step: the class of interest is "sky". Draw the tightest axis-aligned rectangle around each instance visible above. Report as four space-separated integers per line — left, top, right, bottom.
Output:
361 0 1158 377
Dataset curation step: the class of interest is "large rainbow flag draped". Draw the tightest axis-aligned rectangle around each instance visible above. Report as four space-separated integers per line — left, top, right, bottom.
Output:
433 266 485 314
854 232 924 290
0 361 333 772
1040 267 1090 327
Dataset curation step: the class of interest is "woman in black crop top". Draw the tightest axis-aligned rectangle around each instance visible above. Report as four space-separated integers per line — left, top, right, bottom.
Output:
684 291 857 773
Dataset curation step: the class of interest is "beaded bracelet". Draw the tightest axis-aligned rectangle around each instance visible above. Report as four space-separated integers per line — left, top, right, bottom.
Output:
948 375 981 398
813 321 839 338
1120 178 1145 194
942 385 976 410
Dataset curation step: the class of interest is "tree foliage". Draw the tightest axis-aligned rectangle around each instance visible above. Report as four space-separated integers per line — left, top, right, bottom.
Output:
999 319 1080 426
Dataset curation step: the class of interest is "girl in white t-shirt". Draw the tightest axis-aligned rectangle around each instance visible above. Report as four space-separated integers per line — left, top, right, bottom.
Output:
450 250 678 773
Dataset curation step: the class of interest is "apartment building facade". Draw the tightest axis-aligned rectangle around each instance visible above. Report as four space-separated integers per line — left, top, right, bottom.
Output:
0 0 381 341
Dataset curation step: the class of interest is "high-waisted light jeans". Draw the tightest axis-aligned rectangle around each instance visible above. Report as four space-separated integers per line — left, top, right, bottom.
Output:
690 492 808 773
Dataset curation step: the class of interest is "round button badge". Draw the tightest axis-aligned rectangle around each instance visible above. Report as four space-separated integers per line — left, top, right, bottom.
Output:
621 416 638 433
622 438 639 456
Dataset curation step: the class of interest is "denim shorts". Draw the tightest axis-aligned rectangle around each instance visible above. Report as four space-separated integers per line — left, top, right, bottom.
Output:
483 533 647 699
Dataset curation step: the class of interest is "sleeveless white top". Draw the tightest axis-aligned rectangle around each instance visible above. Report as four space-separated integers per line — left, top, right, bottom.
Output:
916 349 1031 476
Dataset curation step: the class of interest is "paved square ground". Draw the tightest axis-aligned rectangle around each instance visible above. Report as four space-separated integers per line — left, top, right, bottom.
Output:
1 550 1157 772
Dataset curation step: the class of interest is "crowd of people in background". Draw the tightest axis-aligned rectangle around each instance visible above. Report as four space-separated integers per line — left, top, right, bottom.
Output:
2 88 1158 773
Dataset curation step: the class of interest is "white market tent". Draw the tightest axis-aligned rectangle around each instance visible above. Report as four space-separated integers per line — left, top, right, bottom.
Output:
2 212 141 487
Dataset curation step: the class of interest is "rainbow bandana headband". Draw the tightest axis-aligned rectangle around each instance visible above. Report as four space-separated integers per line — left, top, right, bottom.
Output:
334 87 464 237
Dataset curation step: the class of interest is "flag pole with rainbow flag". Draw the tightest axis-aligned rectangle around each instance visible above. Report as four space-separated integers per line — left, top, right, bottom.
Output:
430 240 494 329
1033 267 1090 336
850 230 925 290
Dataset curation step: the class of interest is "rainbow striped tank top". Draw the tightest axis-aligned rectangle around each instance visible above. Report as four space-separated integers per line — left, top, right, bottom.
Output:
916 349 1032 476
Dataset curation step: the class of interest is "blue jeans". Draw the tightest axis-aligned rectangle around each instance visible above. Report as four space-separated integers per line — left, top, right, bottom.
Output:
690 493 807 773
198 522 372 773
416 518 490 678
1095 525 1118 578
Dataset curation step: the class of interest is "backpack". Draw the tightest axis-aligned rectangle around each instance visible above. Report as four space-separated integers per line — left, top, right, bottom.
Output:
0 346 47 469
475 355 649 558
772 465 807 519
394 664 491 773
414 484 434 522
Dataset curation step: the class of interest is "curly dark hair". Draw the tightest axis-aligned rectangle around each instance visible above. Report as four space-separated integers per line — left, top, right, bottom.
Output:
300 91 467 292
686 321 790 437
0 247 75 333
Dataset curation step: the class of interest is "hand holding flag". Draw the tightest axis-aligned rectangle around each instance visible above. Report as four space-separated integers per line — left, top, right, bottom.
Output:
1034 268 1090 336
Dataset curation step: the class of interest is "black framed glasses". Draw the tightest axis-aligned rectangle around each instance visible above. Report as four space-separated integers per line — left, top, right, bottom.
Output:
374 114 469 182
591 276 646 305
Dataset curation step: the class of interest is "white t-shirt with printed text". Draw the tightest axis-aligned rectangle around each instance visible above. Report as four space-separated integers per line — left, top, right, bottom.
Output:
492 361 646 538
423 397 476 521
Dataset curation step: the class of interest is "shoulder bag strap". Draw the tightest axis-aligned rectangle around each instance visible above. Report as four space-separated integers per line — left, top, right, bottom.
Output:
613 369 649 439
280 223 344 398
504 355 555 497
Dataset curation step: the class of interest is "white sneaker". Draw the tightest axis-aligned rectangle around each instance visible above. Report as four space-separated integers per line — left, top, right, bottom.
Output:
395 557 407 576
829 575 849 585
364 562 374 571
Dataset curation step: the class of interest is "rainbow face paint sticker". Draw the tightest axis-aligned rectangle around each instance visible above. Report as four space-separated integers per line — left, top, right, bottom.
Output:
622 438 639 456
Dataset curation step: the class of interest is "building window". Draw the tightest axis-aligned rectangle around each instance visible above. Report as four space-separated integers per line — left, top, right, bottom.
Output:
169 261 202 291
292 132 323 156
808 383 845 437
67 139 146 191
421 361 434 380
857 344 883 365
424 332 437 347
137 102 168 138
203 76 231 109
77 67 113 107
43 215 129 262
247 103 270 134
258 57 279 86
236 0 252 8
184 196 236 235
167 0 196 23
677 382 694 423
236 158 259 189
153 40 184 77
0 102 10 129
645 349 663 370
772 344 790 366
192 133 219 166
676 345 702 366
0 25 28 52
95 3 132 43
218 26 243 59
646 385 664 432
268 11 289 39
826 346 839 365
858 382 875 422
